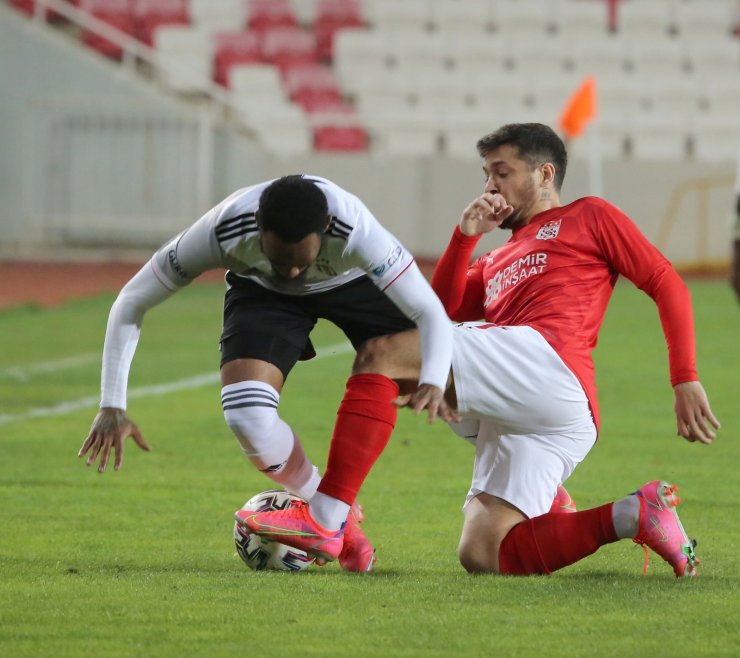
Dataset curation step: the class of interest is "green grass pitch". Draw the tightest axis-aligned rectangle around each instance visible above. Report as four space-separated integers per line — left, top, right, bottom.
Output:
0 278 738 657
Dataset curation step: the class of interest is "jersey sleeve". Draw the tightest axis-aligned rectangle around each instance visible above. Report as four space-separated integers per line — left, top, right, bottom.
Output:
431 226 487 321
592 199 698 385
101 206 228 409
151 208 227 289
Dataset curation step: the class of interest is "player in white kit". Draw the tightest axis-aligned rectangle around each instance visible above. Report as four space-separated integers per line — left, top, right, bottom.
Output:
79 175 455 572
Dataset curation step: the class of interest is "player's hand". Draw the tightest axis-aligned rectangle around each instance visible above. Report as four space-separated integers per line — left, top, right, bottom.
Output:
394 384 461 424
78 407 150 473
673 381 720 444
460 193 514 237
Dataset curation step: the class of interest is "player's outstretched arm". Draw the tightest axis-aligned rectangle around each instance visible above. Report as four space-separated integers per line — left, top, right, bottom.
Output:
78 408 151 473
673 381 720 444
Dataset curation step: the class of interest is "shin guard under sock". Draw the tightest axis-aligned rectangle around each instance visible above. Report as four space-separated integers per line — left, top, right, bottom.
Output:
499 503 619 575
317 373 399 505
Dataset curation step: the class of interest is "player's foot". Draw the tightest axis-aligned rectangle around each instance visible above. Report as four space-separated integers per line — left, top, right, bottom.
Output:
549 485 577 513
235 499 343 563
338 503 376 573
633 480 699 578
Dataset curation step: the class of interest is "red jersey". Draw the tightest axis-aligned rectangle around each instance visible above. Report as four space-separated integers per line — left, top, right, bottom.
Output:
431 196 698 430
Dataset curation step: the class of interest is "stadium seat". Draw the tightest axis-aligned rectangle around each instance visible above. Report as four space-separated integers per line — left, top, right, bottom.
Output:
641 73 704 117
79 0 137 60
313 0 366 61
390 31 451 74
351 69 415 117
314 124 369 153
616 0 676 37
246 0 298 34
260 27 317 72
244 104 313 157
333 29 393 94
429 0 493 37
133 0 189 47
567 114 630 160
282 63 343 105
507 33 571 75
212 30 262 87
674 0 738 40
411 69 473 114
570 34 630 78
691 113 740 162
556 0 610 39
446 31 509 76
630 114 690 161
629 36 690 77
688 37 740 78
372 108 440 157
526 72 585 119
595 72 644 122
492 0 556 38
441 108 503 161
189 0 245 32
155 25 213 92
364 0 432 35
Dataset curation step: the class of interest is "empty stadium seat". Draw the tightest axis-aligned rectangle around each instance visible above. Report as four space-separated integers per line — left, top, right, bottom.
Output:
555 0 610 39
189 0 245 32
246 0 298 34
133 0 189 47
429 0 493 36
155 25 213 91
492 0 556 38
630 114 690 161
314 124 369 152
570 34 630 78
365 0 432 35
616 0 675 37
313 0 366 60
212 30 261 87
674 0 738 40
691 113 740 162
260 27 317 71
333 29 393 93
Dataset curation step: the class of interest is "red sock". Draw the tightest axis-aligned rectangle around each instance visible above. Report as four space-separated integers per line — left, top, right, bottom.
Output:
498 503 619 575
317 374 399 505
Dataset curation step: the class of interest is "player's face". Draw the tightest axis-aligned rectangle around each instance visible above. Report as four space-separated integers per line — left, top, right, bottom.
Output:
260 230 322 280
481 145 542 230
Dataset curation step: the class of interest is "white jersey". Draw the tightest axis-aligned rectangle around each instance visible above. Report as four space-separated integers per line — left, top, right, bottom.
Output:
151 176 415 295
100 175 453 408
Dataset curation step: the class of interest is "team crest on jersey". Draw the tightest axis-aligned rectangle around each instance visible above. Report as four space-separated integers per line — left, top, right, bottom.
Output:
536 219 562 240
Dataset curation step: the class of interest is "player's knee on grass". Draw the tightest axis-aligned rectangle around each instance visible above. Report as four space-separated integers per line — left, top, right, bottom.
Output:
458 534 501 574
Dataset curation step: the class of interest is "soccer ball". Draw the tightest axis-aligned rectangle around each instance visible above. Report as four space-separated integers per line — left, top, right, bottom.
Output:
233 490 314 572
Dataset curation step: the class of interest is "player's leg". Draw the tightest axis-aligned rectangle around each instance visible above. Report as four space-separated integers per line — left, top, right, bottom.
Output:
239 278 421 568
219 276 319 500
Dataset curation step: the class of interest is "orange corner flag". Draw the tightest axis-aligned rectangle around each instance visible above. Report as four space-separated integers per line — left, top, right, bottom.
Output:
559 75 597 139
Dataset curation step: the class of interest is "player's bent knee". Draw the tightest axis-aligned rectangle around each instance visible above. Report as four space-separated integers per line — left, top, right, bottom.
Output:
458 538 501 574
222 381 294 472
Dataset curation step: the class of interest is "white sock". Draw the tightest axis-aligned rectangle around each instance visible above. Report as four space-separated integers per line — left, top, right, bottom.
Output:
612 495 640 539
309 491 350 531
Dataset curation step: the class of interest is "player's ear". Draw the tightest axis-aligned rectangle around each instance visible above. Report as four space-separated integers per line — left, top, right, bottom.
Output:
541 163 556 187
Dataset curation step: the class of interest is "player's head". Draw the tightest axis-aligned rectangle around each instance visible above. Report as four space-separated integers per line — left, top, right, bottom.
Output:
475 123 567 229
257 176 330 280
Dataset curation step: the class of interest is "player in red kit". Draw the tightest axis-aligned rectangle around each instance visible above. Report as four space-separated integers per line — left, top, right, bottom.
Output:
243 123 720 577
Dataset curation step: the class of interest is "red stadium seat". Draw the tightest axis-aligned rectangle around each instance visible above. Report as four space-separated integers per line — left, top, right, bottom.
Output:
314 124 369 153
133 0 189 47
313 0 365 61
212 30 262 87
79 0 137 60
260 27 317 72
246 0 298 34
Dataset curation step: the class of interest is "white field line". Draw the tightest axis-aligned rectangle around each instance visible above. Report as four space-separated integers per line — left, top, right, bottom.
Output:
0 352 101 382
0 341 353 426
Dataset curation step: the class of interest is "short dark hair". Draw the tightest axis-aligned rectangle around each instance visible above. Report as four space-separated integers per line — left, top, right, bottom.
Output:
476 123 568 191
257 175 329 243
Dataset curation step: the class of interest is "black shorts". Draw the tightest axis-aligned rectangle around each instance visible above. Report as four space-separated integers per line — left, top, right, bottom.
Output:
220 272 416 379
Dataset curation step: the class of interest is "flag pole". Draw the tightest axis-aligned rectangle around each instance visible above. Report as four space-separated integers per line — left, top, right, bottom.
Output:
586 117 604 198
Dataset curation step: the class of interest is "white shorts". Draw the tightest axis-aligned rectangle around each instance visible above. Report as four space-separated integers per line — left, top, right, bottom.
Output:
450 323 597 519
